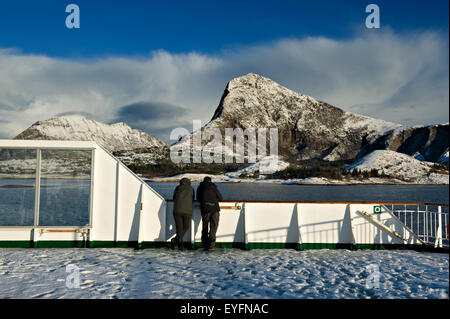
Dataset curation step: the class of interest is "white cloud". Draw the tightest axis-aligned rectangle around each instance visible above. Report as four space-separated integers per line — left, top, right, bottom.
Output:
0 30 448 141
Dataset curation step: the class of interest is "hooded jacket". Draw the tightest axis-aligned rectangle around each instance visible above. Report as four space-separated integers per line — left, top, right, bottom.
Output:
173 178 195 215
196 177 223 214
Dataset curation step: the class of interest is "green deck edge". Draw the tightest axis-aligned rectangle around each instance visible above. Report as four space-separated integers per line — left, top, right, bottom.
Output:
0 240 446 252
0 241 34 248
34 241 86 248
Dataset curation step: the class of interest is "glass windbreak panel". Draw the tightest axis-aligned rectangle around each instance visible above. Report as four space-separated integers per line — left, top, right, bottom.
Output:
0 149 37 226
39 150 92 226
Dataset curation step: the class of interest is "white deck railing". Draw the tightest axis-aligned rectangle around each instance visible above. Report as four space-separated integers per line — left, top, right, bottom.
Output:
385 204 449 248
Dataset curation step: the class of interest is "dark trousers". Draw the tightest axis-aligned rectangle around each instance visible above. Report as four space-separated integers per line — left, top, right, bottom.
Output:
201 211 220 249
173 213 191 246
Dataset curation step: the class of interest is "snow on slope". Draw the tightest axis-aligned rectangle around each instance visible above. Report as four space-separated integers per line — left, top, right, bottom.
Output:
438 148 449 164
172 73 401 161
385 123 449 162
149 173 231 183
14 115 167 152
346 150 448 184
211 73 399 136
226 155 290 177
149 156 289 182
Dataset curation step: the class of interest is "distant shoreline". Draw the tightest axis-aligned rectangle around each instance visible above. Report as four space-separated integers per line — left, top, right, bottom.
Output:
0 184 34 188
0 175 91 180
149 181 449 186
145 176 449 186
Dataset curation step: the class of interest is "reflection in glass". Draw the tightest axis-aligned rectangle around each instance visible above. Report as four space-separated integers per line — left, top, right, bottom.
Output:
0 149 36 226
39 150 92 226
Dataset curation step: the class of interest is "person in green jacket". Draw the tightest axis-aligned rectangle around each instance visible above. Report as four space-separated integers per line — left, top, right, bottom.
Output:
171 178 194 250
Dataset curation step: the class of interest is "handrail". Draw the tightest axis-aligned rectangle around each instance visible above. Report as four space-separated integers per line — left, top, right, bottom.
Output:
359 210 406 242
164 199 449 206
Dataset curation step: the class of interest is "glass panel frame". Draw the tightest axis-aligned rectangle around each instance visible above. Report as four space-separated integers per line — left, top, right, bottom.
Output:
0 147 94 228
38 149 93 227
0 148 38 226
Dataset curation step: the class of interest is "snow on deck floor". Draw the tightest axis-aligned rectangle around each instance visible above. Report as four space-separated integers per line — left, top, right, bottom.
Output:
0 248 448 299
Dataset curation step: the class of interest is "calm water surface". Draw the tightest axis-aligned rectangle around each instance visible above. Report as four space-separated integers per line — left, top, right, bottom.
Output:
147 182 449 204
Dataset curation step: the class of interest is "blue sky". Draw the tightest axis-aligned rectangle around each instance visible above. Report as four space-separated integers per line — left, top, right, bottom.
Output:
0 0 448 141
1 0 448 57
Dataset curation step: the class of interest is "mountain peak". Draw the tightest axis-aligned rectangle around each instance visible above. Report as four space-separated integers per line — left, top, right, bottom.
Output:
229 72 267 85
48 114 91 123
14 115 166 152
227 73 289 93
208 73 400 160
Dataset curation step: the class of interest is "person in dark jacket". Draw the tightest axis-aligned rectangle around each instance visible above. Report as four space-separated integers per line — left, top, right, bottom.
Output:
172 178 194 250
196 176 223 251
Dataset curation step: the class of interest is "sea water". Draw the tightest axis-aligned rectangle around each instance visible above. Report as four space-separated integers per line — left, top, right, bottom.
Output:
148 182 449 204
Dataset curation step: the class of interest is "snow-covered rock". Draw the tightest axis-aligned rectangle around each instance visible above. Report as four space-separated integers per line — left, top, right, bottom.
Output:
346 150 448 184
14 115 167 152
149 173 230 183
148 156 290 183
358 123 449 163
438 148 449 164
226 155 290 177
173 73 400 161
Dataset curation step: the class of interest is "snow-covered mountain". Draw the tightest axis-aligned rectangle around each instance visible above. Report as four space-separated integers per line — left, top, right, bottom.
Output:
358 123 449 163
174 73 401 161
346 150 448 184
9 74 448 184
14 115 167 152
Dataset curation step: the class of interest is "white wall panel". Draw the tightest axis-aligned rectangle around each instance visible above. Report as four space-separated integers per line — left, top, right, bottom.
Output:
138 186 166 243
192 203 244 244
0 228 32 241
90 147 118 241
245 203 297 243
298 204 351 244
116 165 142 242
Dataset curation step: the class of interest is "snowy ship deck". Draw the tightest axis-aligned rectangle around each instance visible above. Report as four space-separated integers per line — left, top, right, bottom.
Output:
0 140 448 251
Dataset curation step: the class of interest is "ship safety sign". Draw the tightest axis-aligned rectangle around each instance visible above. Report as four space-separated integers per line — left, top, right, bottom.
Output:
373 205 382 214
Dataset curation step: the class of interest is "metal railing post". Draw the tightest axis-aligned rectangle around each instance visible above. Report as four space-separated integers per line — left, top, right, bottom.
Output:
404 204 406 227
435 206 442 248
243 203 248 250
445 214 448 240
416 205 419 238
34 149 41 227
425 205 428 243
